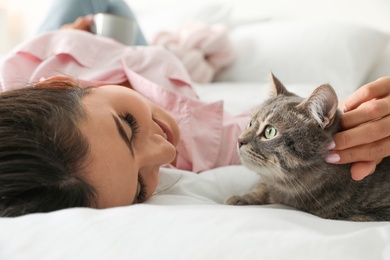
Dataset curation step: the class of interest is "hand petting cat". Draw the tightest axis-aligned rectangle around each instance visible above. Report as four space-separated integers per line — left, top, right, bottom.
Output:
327 77 390 181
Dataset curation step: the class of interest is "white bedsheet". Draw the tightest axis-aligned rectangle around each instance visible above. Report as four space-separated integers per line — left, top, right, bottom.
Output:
1 165 390 260
2 12 390 259
1 82 390 260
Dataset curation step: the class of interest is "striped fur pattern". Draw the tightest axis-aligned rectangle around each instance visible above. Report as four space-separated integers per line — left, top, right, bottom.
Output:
226 75 390 221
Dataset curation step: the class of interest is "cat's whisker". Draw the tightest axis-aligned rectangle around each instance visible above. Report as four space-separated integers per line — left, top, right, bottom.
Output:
289 173 326 211
278 162 327 211
276 172 307 210
229 75 390 221
306 164 340 202
266 160 310 210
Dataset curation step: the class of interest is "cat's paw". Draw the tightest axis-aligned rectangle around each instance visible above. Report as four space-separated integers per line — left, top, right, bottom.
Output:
225 195 253 205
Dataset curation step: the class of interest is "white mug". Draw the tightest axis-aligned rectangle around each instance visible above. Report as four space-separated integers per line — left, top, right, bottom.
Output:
90 13 137 45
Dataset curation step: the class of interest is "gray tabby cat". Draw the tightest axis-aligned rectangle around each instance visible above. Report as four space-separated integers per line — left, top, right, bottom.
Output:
226 74 390 221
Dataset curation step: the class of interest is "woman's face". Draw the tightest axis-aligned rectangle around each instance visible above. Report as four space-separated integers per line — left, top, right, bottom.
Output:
79 85 180 208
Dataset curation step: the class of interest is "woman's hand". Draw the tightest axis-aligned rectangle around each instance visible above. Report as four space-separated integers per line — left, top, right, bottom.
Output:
61 16 93 32
326 77 390 180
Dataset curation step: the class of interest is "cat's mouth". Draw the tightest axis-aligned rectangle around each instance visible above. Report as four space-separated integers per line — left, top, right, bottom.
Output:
239 149 258 167
239 147 269 168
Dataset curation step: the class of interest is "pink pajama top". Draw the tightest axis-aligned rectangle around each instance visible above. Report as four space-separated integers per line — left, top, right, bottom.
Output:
0 30 249 173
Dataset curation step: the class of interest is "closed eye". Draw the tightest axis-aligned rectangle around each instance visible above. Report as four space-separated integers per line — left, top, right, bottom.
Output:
133 175 147 204
121 113 139 142
112 113 137 156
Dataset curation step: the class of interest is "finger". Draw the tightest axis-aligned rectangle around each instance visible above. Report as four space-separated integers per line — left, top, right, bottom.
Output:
341 98 390 129
71 17 92 31
333 114 390 150
343 77 390 111
75 17 93 31
61 23 72 29
61 16 93 31
350 161 376 181
329 137 390 164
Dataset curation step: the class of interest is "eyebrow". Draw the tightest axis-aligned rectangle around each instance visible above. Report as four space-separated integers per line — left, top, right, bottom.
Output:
112 114 135 157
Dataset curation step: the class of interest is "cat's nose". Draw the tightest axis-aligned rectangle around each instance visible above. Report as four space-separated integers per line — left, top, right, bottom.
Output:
238 140 245 148
238 136 248 148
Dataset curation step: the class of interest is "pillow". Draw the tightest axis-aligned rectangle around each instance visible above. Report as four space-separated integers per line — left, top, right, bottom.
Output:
136 3 233 42
365 40 390 83
215 20 389 94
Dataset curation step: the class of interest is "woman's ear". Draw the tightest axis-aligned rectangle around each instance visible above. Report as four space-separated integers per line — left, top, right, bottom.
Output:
34 76 79 89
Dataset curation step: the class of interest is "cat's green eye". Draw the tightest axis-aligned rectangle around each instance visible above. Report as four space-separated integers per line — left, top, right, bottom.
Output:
264 125 277 139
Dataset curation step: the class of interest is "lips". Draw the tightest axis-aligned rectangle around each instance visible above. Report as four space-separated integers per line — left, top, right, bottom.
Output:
153 118 174 145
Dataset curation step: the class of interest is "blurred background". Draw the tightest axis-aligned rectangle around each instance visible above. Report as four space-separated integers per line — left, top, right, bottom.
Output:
1 0 390 56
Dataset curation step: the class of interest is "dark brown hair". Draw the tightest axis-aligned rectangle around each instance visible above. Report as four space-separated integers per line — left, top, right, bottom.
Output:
0 79 97 217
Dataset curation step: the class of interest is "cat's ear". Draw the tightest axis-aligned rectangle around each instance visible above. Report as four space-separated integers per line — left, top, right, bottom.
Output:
269 73 293 97
299 84 339 129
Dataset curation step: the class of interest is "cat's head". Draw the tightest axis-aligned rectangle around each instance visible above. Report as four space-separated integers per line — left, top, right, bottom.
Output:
238 74 342 176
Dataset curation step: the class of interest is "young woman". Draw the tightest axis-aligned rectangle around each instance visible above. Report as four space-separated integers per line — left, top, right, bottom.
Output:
0 0 247 216
0 0 389 216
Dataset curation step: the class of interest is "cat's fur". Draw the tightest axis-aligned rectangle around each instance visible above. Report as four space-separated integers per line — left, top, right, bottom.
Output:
226 74 390 221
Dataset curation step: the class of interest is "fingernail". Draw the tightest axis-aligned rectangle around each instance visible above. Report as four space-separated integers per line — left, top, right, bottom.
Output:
343 106 348 113
326 140 336 150
325 153 340 163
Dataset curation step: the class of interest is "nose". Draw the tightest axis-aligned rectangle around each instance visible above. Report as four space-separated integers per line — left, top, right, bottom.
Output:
238 138 247 148
141 132 177 167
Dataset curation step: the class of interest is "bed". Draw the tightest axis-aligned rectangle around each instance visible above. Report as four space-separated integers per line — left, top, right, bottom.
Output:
2 1 390 259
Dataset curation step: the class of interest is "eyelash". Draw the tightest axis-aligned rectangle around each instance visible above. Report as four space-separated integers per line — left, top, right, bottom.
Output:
121 113 146 203
121 113 139 142
137 175 147 203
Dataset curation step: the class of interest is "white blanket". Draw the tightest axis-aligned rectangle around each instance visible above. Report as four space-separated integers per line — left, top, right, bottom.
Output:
2 7 390 259
1 165 390 260
2 81 390 260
